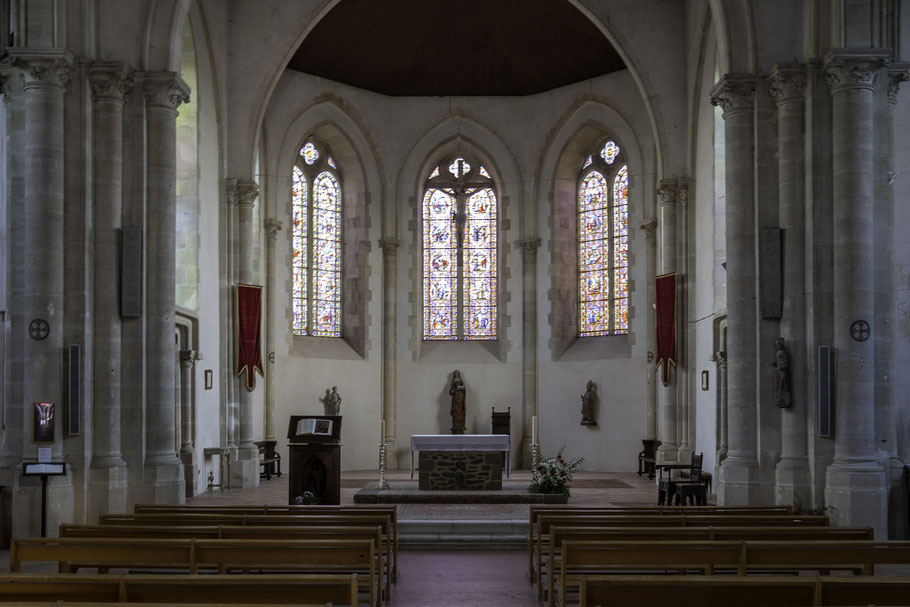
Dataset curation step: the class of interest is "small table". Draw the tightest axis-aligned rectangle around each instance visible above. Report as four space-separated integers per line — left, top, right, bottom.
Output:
410 434 511 480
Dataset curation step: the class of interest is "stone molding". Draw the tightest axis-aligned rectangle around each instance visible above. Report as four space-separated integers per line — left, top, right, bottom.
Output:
179 349 196 368
225 179 260 208
639 217 657 241
769 64 807 106
823 50 889 94
379 237 400 256
264 219 283 240
678 179 688 208
710 74 756 118
887 64 910 105
656 178 678 207
715 350 727 370
518 237 540 257
90 62 133 102
142 71 190 110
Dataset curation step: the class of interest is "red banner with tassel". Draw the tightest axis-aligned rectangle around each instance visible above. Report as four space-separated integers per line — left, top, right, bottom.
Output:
656 273 676 386
236 283 263 391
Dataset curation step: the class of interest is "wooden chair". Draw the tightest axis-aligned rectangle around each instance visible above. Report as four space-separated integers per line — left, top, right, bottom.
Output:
656 452 704 505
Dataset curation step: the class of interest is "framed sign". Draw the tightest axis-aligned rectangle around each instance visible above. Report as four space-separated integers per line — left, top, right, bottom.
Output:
33 402 55 443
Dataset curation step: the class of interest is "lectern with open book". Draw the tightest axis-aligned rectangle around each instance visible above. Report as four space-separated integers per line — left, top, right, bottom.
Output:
287 415 342 505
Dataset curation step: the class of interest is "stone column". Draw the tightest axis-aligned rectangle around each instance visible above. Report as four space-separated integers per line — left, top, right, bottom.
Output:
639 218 658 440
9 50 74 536
822 50 888 536
714 350 728 478
179 349 197 496
519 237 540 467
656 179 680 464
88 62 132 517
235 180 261 488
263 219 282 442
769 64 812 507
711 74 762 505
143 72 189 502
380 238 400 468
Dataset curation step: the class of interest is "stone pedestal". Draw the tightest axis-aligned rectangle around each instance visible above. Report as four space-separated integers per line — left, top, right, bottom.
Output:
88 465 128 522
825 464 887 537
418 451 502 490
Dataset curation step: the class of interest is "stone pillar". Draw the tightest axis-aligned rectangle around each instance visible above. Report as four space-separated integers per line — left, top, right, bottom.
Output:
769 64 812 507
822 50 888 536
380 238 400 468
234 180 261 488
656 179 680 464
714 350 728 480
178 349 197 496
519 237 540 467
263 219 282 442
88 62 132 517
639 218 658 440
9 50 74 536
143 71 189 502
711 74 762 505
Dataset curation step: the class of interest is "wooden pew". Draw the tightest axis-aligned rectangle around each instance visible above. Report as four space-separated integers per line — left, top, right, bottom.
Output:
531 512 828 592
59 524 389 600
576 574 910 607
526 505 796 579
9 538 378 607
557 539 910 607
0 572 359 606
0 603 331 607
543 526 874 601
132 504 399 581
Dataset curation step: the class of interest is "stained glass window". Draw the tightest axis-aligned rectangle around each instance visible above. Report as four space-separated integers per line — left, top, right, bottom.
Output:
579 139 628 336
291 141 342 337
424 156 497 340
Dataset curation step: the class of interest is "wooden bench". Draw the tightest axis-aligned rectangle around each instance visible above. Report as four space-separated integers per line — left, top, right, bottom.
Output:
557 539 910 607
131 505 399 582
543 526 874 602
10 537 379 607
576 574 910 607
254 441 282 480
0 572 359 606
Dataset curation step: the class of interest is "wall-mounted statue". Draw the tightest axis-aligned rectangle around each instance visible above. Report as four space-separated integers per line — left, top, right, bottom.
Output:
772 338 791 408
323 386 342 416
449 370 466 434
581 379 597 426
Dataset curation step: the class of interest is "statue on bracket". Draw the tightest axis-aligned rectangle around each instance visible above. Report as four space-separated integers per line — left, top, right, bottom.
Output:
323 386 342 416
580 380 597 426
449 370 467 434
772 338 791 408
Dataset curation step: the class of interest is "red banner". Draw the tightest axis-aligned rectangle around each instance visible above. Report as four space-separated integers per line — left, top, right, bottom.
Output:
656 273 676 386
236 283 263 391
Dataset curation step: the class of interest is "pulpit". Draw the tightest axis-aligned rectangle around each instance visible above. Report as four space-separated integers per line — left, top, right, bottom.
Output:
287 415 342 505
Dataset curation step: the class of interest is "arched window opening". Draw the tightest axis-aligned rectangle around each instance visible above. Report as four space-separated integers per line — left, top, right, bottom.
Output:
578 139 628 336
291 140 342 337
423 156 497 340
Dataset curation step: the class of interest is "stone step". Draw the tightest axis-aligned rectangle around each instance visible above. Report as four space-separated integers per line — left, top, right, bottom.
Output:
399 519 528 549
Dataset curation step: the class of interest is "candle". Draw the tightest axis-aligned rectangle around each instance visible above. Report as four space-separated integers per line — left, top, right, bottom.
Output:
380 419 385 444
532 415 538 444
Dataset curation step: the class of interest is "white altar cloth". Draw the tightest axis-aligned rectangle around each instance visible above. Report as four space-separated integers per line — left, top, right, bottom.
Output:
410 434 511 479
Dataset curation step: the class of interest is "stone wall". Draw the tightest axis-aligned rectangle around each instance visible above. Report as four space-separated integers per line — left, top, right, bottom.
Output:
418 451 503 490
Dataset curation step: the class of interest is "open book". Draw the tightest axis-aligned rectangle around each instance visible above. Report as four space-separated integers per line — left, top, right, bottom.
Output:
296 418 333 436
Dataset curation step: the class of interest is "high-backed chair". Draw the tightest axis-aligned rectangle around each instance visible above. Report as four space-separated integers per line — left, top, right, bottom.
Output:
656 452 704 506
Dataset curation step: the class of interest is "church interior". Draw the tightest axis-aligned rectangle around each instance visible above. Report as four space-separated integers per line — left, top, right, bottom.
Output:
1 0 910 603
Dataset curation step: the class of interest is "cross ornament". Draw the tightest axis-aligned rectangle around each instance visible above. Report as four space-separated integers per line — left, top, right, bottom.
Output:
28 318 49 341
849 320 870 342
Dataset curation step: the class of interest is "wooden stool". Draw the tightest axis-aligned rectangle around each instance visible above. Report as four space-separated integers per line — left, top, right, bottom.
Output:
675 482 707 505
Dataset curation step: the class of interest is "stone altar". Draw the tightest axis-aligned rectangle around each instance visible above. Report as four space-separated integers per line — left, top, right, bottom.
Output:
410 434 511 490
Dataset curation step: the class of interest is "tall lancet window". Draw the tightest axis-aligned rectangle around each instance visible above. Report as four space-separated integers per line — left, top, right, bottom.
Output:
291 140 342 337
578 140 629 336
423 156 498 340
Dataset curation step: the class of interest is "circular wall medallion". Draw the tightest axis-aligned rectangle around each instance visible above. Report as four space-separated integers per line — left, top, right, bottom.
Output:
849 320 870 342
28 318 50 341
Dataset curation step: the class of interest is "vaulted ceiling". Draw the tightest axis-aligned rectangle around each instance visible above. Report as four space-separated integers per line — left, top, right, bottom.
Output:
288 0 626 97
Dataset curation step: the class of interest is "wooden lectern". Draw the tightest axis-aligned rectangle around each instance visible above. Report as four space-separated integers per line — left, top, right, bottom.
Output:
287 415 342 505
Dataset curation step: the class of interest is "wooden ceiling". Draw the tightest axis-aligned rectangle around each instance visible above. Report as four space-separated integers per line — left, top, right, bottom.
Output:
288 0 625 97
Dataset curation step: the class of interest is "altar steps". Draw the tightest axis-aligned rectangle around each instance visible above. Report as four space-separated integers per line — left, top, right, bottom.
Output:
399 519 527 549
353 480 568 504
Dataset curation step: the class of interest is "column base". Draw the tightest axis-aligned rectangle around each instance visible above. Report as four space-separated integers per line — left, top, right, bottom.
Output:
88 464 128 521
231 445 261 489
384 437 400 470
774 457 812 509
824 460 887 538
12 473 74 538
656 443 679 464
180 451 198 497
676 445 693 466
520 436 532 469
717 456 762 505
143 460 186 504
888 459 908 540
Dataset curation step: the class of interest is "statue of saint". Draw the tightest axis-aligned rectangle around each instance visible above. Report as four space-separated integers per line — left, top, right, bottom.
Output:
324 386 342 416
772 338 791 408
449 370 466 434
580 380 597 425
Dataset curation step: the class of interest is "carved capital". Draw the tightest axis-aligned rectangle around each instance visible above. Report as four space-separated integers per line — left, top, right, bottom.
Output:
142 71 190 110
887 64 910 105
225 179 238 206
379 238 400 256
179 350 196 368
264 219 283 240
519 237 540 257
678 179 688 207
10 52 74 90
715 350 727 370
656 179 678 207
639 217 657 241
236 181 260 208
90 62 133 102
710 74 756 118
823 50 888 94
768 64 806 106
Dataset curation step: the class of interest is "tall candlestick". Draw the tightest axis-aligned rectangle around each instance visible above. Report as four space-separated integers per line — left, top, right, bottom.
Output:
532 415 538 444
380 419 385 444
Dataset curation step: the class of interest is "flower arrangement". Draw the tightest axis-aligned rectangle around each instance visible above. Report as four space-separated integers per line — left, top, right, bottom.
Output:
294 491 320 505
529 447 584 495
